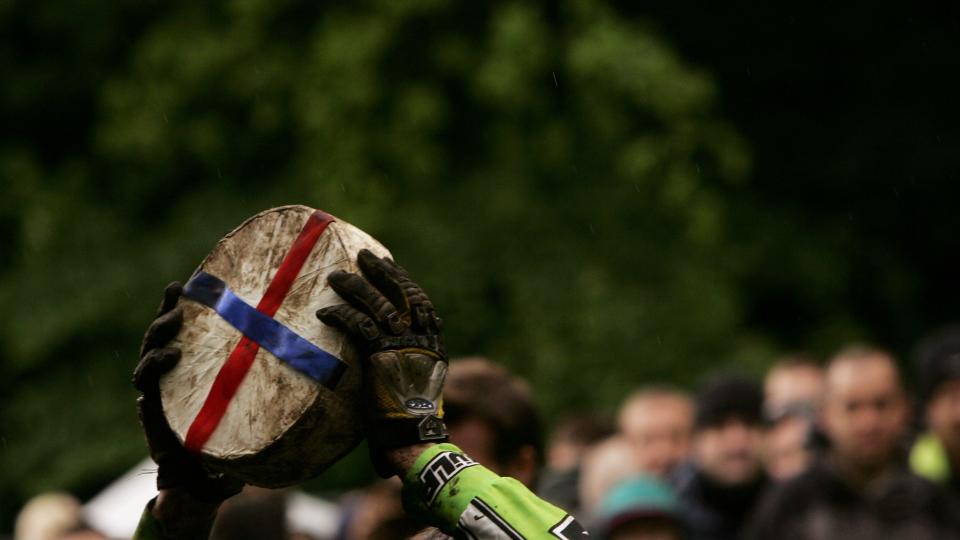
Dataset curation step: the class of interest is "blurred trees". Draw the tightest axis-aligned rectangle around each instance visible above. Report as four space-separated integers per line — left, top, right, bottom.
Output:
628 1 960 353
1 0 958 529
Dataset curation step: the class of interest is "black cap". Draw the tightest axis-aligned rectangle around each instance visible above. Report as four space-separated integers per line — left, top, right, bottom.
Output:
694 373 763 429
914 326 960 407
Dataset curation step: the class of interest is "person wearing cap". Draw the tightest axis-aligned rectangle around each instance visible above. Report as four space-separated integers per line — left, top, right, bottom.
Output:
911 327 960 495
593 476 684 540
668 373 768 540
744 345 960 540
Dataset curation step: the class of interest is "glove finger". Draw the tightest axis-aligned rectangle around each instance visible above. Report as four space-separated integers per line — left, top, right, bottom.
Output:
137 393 182 457
355 250 412 312
157 281 184 317
133 347 182 393
317 304 382 342
140 393 245 500
356 250 439 332
327 271 408 334
135 346 185 463
139 306 184 359
410 303 443 334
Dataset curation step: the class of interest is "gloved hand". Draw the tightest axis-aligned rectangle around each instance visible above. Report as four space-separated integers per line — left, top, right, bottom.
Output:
133 282 243 503
317 249 448 476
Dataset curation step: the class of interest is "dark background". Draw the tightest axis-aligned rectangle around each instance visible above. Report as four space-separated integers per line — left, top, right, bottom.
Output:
2 0 958 530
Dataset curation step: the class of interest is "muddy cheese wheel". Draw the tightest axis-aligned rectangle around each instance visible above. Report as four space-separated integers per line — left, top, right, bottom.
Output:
160 205 388 487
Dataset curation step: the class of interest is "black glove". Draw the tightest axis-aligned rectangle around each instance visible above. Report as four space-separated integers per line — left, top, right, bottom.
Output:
133 282 243 503
317 249 448 476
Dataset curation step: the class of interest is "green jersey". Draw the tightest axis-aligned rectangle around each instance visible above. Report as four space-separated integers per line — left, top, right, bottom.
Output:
133 443 588 539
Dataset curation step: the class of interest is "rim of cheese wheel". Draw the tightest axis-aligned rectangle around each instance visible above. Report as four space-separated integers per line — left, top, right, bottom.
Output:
160 205 389 486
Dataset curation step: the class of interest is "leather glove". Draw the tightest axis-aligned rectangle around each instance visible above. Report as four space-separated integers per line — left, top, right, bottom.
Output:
133 282 243 503
317 249 448 476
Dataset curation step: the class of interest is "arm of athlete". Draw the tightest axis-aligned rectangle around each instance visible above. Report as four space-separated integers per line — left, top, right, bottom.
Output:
318 250 588 539
382 442 586 539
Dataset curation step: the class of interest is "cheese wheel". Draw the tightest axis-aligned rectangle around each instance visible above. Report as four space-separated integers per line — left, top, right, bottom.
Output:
160 205 387 487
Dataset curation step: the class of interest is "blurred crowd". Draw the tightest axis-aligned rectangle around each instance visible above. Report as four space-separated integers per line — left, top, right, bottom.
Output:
14 328 960 540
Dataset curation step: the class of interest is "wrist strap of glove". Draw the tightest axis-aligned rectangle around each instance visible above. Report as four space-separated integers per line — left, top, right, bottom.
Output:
368 415 449 477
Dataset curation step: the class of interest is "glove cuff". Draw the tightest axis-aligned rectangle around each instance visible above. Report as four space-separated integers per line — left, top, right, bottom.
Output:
367 416 449 477
369 415 449 447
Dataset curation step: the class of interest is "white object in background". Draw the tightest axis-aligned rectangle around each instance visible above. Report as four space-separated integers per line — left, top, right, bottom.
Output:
286 491 342 540
82 458 158 539
82 457 343 539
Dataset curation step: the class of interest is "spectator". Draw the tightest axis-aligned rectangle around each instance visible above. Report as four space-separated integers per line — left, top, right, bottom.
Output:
745 345 960 540
442 357 544 488
763 355 824 420
762 412 813 481
670 373 767 540
337 480 425 540
911 327 960 495
210 486 287 540
593 476 684 540
15 493 106 540
538 414 614 514
618 386 694 478
547 414 615 472
762 356 824 480
580 436 642 517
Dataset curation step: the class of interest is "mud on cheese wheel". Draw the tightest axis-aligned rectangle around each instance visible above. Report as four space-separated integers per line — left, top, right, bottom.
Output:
160 205 389 487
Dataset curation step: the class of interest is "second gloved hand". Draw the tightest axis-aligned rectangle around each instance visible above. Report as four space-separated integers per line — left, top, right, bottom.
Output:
317 249 448 475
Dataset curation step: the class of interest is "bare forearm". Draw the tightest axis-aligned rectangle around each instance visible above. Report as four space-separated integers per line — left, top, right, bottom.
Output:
385 443 435 476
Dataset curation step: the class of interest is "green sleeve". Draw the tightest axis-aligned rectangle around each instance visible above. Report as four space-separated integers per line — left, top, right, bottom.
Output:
401 443 588 539
132 499 165 540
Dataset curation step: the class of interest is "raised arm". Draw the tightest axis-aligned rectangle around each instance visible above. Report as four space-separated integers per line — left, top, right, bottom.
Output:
319 250 588 539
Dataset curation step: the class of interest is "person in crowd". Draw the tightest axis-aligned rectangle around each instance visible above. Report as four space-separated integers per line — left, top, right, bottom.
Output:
580 436 644 517
442 357 545 489
546 414 615 473
761 356 824 480
209 486 288 540
763 354 824 420
336 479 423 540
669 373 767 540
14 492 106 540
762 411 813 481
911 327 960 495
593 476 684 540
618 386 694 478
538 414 614 515
745 345 960 540
130 251 587 540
